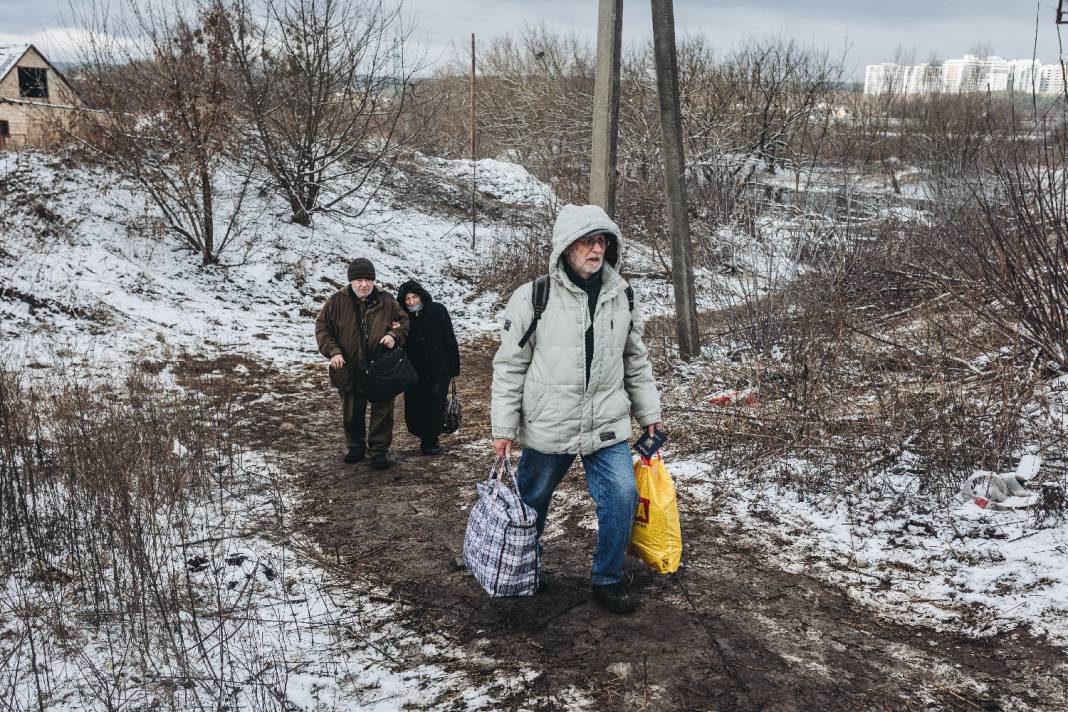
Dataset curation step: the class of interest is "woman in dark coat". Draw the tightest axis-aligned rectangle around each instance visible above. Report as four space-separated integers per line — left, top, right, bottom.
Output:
397 280 460 455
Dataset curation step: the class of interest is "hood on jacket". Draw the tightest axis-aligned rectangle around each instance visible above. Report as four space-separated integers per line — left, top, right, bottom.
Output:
548 204 623 274
397 280 434 308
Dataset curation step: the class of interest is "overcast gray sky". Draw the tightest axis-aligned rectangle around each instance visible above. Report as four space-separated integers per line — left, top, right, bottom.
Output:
2 0 1065 80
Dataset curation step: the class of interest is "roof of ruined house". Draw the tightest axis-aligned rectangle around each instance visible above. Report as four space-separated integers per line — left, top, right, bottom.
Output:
0 44 31 84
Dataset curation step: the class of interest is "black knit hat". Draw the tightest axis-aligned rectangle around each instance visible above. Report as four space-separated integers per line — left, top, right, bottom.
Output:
347 258 375 281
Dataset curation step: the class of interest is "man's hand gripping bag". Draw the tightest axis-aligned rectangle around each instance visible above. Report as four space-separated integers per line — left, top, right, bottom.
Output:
628 455 682 574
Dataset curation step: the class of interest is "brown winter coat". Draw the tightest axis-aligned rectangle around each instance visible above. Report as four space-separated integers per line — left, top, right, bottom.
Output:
316 285 410 391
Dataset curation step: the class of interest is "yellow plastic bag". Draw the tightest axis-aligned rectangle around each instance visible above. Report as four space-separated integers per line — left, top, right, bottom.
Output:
628 455 682 574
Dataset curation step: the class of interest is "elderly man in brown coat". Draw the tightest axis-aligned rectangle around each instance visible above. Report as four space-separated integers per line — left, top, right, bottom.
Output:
316 258 409 470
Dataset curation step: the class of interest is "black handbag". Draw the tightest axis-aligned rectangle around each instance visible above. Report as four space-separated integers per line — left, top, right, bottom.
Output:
443 379 462 434
363 346 419 403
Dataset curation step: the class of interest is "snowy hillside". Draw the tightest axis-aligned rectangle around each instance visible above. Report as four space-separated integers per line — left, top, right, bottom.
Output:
0 151 596 710
0 152 531 370
3 148 1068 711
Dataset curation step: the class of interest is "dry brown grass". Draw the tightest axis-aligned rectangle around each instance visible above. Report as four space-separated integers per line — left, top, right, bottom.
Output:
645 219 1065 503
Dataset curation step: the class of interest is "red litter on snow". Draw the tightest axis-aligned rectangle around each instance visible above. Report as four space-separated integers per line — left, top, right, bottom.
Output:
709 388 758 406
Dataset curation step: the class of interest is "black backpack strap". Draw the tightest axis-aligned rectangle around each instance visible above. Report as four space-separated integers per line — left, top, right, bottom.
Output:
517 274 550 348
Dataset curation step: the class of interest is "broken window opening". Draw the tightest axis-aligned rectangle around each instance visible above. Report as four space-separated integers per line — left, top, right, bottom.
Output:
18 68 48 99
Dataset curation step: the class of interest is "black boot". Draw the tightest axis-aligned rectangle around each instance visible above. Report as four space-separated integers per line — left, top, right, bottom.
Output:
343 447 365 464
420 439 441 456
370 453 391 470
591 583 639 615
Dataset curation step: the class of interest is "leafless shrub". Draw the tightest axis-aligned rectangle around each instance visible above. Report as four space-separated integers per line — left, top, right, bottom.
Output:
703 36 844 175
413 24 595 204
621 35 843 259
474 204 556 299
670 203 1063 499
474 26 594 203
407 73 466 159
70 0 254 265
0 360 302 709
927 103 1068 371
225 0 426 226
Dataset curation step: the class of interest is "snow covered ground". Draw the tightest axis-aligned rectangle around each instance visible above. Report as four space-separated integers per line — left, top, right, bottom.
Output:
1 447 588 710
0 149 700 372
0 151 595 710
2 146 1066 709
672 448 1068 647
0 151 515 373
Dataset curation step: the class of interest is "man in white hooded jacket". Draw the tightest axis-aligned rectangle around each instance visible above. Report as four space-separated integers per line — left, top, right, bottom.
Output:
491 204 664 614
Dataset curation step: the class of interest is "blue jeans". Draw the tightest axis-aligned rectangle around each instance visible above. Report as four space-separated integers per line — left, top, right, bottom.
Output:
515 441 637 586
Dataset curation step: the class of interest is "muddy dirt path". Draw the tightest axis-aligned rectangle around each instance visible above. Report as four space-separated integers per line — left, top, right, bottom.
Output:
211 339 1068 711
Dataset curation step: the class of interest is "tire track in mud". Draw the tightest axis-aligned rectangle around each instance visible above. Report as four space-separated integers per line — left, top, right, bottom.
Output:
193 340 1068 711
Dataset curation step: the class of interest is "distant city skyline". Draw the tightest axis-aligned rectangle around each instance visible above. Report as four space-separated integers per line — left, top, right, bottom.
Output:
864 54 1067 95
1 0 1066 81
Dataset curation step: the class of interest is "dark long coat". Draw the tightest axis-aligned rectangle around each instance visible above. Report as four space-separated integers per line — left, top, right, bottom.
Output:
397 281 460 380
397 281 460 444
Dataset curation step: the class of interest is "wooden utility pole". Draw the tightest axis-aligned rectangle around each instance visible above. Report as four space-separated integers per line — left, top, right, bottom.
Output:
470 32 477 248
651 0 700 359
590 0 624 216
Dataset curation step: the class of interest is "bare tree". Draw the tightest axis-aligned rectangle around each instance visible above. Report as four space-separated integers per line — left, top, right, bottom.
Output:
615 37 727 188
472 25 595 201
716 36 843 174
225 0 417 226
845 47 916 195
71 0 252 265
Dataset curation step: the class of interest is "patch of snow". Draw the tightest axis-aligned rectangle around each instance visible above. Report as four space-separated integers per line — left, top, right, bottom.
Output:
0 151 533 374
672 454 1068 647
419 155 555 207
0 43 29 83
1 450 588 710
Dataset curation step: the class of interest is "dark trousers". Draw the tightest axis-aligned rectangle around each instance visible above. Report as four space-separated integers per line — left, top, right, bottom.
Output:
341 389 394 455
403 377 448 447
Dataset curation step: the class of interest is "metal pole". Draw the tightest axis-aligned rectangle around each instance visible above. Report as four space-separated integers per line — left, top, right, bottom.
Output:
470 32 477 248
590 0 624 216
651 0 700 359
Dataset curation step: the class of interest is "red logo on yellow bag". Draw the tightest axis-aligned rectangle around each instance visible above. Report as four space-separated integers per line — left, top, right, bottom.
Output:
635 497 650 524
628 456 682 574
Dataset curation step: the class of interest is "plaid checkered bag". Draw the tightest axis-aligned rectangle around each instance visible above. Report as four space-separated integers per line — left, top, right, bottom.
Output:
463 457 540 597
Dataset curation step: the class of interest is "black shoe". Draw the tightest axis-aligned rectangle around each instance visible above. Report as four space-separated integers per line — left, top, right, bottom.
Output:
591 583 639 615
343 448 365 464
370 453 391 470
420 444 441 456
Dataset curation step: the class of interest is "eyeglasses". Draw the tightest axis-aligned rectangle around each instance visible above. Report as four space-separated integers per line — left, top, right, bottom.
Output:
575 233 610 249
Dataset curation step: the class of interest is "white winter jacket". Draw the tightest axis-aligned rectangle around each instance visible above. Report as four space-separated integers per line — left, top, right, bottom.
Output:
491 204 662 454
